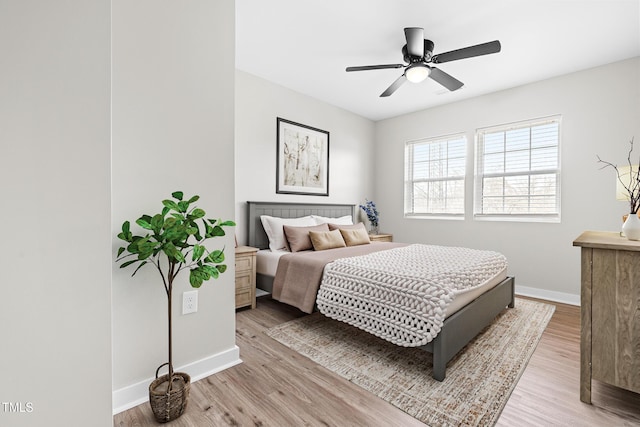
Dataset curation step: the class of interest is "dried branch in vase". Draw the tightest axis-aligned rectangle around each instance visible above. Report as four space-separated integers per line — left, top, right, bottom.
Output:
597 137 640 214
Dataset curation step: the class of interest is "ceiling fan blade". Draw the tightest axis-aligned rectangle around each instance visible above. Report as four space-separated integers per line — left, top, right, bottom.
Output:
404 27 424 58
429 67 464 91
346 64 404 72
431 40 501 64
380 74 407 97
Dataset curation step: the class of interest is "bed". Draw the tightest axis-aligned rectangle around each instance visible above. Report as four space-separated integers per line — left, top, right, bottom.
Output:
247 201 515 381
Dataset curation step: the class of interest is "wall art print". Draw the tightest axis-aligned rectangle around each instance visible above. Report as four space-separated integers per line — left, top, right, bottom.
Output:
276 117 329 196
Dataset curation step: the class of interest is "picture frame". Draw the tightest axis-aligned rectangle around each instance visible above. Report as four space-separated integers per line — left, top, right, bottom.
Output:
276 117 330 196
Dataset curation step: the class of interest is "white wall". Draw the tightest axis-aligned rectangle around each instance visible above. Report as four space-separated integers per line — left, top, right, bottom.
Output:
234 71 376 244
0 1 112 426
375 58 640 303
111 0 238 413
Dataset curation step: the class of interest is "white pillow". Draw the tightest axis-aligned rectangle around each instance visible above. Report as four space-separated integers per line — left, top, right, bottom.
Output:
260 215 315 251
311 214 353 225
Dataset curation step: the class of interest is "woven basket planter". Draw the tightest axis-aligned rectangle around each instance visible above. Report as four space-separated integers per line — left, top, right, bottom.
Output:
149 372 191 423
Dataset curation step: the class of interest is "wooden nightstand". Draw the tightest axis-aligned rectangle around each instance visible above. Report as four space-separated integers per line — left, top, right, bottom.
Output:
369 233 393 242
235 246 258 309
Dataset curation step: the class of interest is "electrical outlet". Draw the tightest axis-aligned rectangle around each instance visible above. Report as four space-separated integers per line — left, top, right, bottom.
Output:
182 290 198 315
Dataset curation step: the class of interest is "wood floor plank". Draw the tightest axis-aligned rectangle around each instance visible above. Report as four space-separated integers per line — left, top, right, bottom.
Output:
114 296 640 426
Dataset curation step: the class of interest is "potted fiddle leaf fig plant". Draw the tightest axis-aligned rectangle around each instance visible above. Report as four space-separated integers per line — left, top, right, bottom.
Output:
116 191 235 423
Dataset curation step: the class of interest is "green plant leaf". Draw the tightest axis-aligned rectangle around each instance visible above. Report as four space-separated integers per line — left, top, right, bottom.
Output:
131 261 148 276
117 231 132 242
189 269 203 288
119 259 139 269
134 238 156 260
163 217 177 229
117 247 125 257
188 195 200 203
216 264 227 274
162 227 178 242
178 201 189 212
211 225 225 237
206 249 225 264
192 244 205 261
127 241 140 254
186 226 198 235
204 223 214 238
162 242 177 260
172 191 184 200
174 249 186 263
115 252 135 262
151 214 164 234
191 208 205 219
136 218 152 230
163 199 180 211
219 220 236 227
201 265 219 279
161 206 170 216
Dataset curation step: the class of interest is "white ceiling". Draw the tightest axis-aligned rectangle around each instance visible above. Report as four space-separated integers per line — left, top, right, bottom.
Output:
236 0 640 121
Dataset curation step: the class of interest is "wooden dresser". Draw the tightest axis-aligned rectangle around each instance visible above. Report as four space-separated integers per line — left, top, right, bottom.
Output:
369 233 393 242
573 231 640 403
234 246 258 309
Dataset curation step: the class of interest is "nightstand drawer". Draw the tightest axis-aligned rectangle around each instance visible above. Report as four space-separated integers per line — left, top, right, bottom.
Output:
235 256 253 272
369 233 393 242
235 271 252 291
235 288 253 308
235 246 258 309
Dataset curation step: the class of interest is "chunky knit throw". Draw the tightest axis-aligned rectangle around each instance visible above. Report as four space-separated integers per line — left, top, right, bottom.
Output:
316 244 508 347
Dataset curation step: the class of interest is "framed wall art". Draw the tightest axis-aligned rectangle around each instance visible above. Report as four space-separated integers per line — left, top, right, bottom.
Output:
276 117 329 196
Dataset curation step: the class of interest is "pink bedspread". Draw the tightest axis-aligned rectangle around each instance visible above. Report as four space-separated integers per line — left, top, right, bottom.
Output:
272 242 406 313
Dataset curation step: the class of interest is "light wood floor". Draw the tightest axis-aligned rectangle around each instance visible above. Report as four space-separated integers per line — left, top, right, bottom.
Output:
114 296 640 426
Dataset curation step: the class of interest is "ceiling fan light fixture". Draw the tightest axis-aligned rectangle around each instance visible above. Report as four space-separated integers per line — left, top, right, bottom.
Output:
405 63 430 83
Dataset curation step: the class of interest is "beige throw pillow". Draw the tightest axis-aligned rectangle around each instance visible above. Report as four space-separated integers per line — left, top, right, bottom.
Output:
339 227 371 246
309 229 347 251
283 223 330 252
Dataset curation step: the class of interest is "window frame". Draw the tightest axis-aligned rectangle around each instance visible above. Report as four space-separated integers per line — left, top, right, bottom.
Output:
404 133 467 219
473 115 562 223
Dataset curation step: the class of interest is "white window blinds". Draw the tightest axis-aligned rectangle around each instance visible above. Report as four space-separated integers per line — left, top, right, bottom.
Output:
474 116 561 221
404 134 466 217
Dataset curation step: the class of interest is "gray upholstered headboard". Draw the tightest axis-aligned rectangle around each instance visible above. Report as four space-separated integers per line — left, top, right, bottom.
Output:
247 201 357 249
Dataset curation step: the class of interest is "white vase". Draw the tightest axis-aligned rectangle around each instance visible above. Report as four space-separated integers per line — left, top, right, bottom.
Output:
622 213 640 240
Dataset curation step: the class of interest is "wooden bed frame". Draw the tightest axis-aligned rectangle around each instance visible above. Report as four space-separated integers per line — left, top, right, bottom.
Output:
246 201 515 381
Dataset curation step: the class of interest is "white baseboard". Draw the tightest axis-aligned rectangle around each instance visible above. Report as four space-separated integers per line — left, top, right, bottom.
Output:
112 345 241 415
515 285 580 306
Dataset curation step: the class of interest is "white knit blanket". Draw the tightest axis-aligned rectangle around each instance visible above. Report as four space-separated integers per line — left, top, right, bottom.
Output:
316 244 508 347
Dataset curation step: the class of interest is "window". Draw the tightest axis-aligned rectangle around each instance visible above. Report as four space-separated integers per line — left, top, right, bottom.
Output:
404 134 466 217
474 116 561 221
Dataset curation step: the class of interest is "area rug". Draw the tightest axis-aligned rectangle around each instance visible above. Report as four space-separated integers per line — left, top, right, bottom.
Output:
266 297 555 427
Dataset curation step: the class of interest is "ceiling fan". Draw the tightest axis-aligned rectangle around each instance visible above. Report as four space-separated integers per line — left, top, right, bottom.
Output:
346 27 501 97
